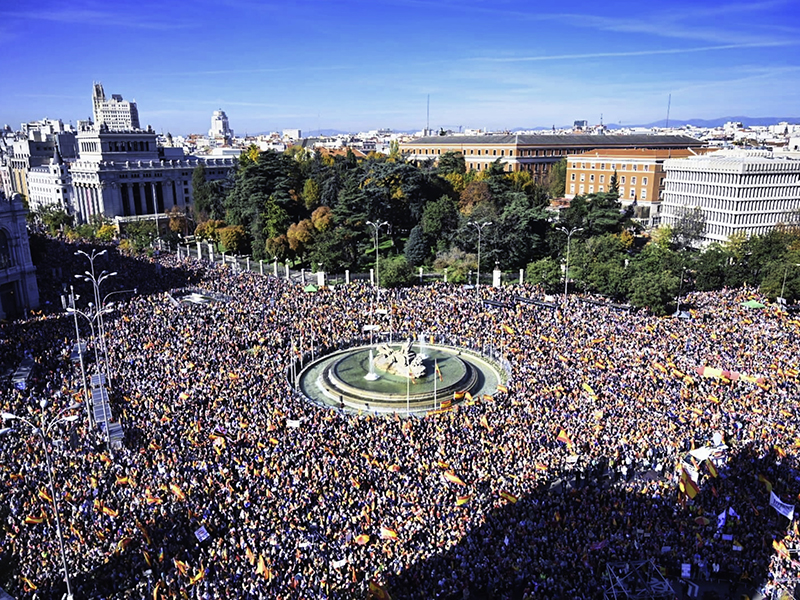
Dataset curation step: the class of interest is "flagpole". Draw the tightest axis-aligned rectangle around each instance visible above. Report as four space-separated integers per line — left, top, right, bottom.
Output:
407 368 410 416
434 360 438 410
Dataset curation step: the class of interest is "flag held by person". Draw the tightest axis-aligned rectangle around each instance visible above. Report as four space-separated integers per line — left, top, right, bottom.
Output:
557 429 573 447
435 360 443 381
380 526 398 540
443 471 466 486
369 580 392 600
679 468 700 499
499 490 518 504
456 494 472 506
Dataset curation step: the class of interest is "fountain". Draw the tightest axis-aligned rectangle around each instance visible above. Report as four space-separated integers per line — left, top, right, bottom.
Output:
417 332 429 360
364 349 380 381
295 336 506 416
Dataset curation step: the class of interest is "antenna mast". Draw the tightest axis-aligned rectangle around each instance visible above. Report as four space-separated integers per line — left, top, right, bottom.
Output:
426 95 430 133
665 94 671 129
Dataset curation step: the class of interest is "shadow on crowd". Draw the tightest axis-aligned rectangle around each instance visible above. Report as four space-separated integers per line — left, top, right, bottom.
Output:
386 444 797 600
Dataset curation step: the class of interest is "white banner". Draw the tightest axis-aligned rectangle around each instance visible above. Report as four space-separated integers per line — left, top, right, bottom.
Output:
717 510 726 530
286 419 301 429
331 557 348 569
769 491 796 520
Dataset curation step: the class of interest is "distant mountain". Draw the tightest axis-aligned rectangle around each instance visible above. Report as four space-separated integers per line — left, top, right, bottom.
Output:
607 116 800 129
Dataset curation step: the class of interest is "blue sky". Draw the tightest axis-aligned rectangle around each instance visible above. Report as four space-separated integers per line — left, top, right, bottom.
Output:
1 0 798 135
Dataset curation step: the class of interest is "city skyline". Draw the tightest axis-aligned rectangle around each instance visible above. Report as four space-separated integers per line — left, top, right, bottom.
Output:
1 0 798 136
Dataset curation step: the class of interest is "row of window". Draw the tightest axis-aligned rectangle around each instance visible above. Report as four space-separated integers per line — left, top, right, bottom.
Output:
571 173 650 186
570 184 648 200
405 147 574 158
571 162 651 171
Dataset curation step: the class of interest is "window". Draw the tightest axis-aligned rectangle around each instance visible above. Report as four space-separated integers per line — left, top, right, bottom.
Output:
631 176 636 185
589 185 594 193
571 173 576 181
500 150 505 156
493 150 497 156
580 174 585 182
641 189 647 200
599 185 605 192
589 174 595 182
579 184 585 193
620 187 625 196
643 165 649 171
600 175 605 183
591 163 596 169
632 164 637 171
570 184 575 193
611 163 616 170
643 177 648 185
581 163 586 168
630 188 636 198
600 163 605 169
621 176 626 184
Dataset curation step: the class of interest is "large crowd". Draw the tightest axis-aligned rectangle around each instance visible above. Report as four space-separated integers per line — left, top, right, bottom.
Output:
1 238 799 600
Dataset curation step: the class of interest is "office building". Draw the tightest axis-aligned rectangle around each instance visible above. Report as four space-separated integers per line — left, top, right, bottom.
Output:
92 83 141 131
0 192 39 319
660 149 800 244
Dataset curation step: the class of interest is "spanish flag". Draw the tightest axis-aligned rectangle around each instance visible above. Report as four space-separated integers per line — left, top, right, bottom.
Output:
145 488 162 505
380 526 398 540
350 477 361 490
501 324 514 335
435 360 443 382
115 475 130 486
25 513 44 525
256 555 267 578
443 471 466 486
38 488 53 504
369 580 392 600
499 490 518 504
581 382 597 397
189 567 206 585
496 384 508 394
758 474 773 492
456 494 472 506
705 459 718 478
174 559 189 577
535 463 547 472
556 429 573 447
170 483 187 501
679 468 699 499
436 460 449 469
21 576 37 591
354 534 370 545
440 399 452 409
102 505 119 518
772 539 789 558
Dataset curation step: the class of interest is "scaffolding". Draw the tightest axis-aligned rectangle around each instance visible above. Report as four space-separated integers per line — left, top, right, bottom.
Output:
603 560 674 600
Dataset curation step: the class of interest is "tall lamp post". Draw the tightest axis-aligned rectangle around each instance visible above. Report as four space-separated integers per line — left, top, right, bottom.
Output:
75 250 117 384
366 220 390 311
1 401 82 600
557 226 583 305
467 221 493 300
68 285 91 427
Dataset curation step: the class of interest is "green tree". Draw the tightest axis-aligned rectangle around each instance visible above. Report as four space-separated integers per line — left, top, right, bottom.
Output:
421 195 459 252
547 158 567 198
525 257 562 293
302 178 321 211
609 170 620 196
437 151 466 175
38 206 73 233
123 220 157 253
380 255 415 287
404 225 429 266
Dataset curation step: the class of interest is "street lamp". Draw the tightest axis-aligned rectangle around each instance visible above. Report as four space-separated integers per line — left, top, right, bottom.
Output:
75 250 117 384
558 227 583 306
1 401 82 600
467 221 493 300
557 226 583 305
366 220 390 313
68 285 91 427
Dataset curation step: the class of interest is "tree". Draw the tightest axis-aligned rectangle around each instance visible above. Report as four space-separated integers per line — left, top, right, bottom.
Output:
38 206 73 233
123 220 157 253
459 180 492 215
302 178 321 211
609 170 620 196
547 159 567 198
380 255 415 288
421 195 459 252
286 219 315 260
437 152 466 175
218 225 248 254
96 224 116 242
404 225 429 266
672 206 706 249
525 257 562 293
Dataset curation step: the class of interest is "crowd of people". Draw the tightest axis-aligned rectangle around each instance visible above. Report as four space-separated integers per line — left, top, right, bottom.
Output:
1 237 799 600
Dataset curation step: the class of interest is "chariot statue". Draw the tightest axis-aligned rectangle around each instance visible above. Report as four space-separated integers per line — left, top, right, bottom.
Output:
374 339 426 379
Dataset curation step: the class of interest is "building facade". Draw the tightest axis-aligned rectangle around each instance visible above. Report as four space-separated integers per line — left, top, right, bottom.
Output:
26 148 70 214
69 129 235 223
565 148 712 224
660 149 800 244
209 110 234 144
0 193 39 319
92 83 141 131
400 134 704 183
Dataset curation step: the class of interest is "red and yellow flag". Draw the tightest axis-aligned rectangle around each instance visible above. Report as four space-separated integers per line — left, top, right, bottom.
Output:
456 494 472 506
435 360 443 381
443 471 466 486
679 468 699 499
496 384 508 394
38 488 53 504
354 534 370 545
169 484 187 501
499 490 518 504
705 459 718 478
556 429 573 447
369 580 392 600
380 526 398 540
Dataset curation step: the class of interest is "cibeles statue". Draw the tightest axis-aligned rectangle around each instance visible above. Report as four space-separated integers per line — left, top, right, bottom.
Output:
374 339 426 379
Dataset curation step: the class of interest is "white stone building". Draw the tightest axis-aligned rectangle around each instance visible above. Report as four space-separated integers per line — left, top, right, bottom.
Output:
92 83 141 131
660 149 800 244
26 148 70 214
0 192 39 319
209 110 233 144
69 129 234 223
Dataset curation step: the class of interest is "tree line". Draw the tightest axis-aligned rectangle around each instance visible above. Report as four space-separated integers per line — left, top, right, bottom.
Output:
34 147 800 315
